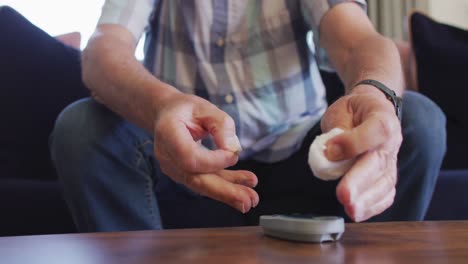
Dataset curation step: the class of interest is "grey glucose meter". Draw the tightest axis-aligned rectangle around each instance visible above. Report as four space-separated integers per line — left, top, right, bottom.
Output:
259 214 345 243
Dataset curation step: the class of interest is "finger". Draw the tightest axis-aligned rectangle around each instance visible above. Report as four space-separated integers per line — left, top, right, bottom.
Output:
197 107 242 154
345 168 397 222
336 151 382 206
325 112 400 161
159 165 259 212
217 170 258 188
321 99 354 132
165 120 239 173
185 171 260 213
158 159 186 184
355 187 396 222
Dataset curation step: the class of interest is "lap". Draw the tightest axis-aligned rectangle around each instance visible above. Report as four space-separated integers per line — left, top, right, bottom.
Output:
235 123 345 224
55 91 444 227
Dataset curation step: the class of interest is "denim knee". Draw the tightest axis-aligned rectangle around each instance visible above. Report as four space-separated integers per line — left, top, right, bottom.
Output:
50 98 165 231
400 91 447 164
372 92 447 221
50 98 132 189
52 98 114 166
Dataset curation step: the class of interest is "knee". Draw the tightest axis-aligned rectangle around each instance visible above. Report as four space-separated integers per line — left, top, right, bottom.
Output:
50 98 120 170
401 91 447 161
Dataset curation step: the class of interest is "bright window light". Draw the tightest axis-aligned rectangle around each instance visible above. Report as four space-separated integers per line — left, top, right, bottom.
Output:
0 0 145 60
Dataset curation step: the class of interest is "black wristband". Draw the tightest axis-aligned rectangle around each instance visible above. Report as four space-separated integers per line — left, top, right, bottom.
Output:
354 79 403 121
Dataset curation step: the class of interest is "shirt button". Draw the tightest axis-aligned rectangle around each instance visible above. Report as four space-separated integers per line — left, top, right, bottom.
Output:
225 94 234 104
216 37 225 47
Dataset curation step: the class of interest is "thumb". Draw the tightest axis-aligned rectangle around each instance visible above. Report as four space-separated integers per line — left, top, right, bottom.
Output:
200 109 242 154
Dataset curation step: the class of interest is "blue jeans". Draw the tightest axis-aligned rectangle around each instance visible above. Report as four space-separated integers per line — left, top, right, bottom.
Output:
50 91 446 232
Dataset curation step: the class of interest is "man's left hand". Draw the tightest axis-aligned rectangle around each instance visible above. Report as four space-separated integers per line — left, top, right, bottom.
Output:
321 85 403 222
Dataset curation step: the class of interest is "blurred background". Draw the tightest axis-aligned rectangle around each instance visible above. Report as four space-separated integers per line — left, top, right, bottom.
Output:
0 0 146 58
0 0 103 49
1 0 467 51
2 0 468 45
1 0 467 237
368 0 468 40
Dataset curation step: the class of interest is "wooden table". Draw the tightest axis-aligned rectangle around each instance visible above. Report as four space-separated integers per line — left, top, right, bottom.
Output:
1 221 467 263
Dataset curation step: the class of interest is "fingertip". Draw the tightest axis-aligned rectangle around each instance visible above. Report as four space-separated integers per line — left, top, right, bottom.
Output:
350 204 366 222
205 113 242 153
323 129 351 161
242 187 260 211
224 150 240 166
244 171 258 187
345 201 367 223
251 176 258 188
224 135 242 153
325 143 344 161
337 181 362 222
336 182 352 206
232 187 255 213
345 206 357 222
249 188 260 208
325 131 358 161
204 149 239 170
252 193 260 208
235 202 247 214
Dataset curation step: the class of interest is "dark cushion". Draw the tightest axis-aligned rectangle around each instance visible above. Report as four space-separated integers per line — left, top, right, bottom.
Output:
426 170 468 220
320 70 345 105
410 12 468 170
0 179 76 236
0 6 88 180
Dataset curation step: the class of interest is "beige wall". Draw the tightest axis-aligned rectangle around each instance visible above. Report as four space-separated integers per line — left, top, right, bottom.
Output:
367 0 429 40
428 0 468 29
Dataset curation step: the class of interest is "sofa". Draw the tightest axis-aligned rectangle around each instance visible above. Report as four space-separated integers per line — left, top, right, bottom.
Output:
1 6 467 236
0 6 87 236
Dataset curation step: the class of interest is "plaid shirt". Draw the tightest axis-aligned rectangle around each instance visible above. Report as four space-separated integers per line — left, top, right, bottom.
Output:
98 0 366 162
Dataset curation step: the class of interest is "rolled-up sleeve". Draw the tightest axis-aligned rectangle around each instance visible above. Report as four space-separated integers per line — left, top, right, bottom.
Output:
98 0 154 41
301 0 367 70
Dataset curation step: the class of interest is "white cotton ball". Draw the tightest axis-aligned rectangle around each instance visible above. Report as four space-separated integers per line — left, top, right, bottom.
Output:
308 128 356 181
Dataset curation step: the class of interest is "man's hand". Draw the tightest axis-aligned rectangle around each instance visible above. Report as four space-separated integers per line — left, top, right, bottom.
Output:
83 25 258 214
317 2 406 221
321 86 402 222
153 93 259 213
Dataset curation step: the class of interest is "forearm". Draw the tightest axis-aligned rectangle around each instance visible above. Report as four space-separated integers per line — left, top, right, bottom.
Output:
82 25 179 132
338 34 404 96
319 3 404 96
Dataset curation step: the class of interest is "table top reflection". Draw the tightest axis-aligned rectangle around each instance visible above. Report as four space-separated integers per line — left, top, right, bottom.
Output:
1 221 467 264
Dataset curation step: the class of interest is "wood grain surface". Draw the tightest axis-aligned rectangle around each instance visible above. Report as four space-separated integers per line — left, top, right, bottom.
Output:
1 221 467 263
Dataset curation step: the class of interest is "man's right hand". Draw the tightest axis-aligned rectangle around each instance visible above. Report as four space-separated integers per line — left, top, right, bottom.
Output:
83 25 258 213
153 93 259 213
